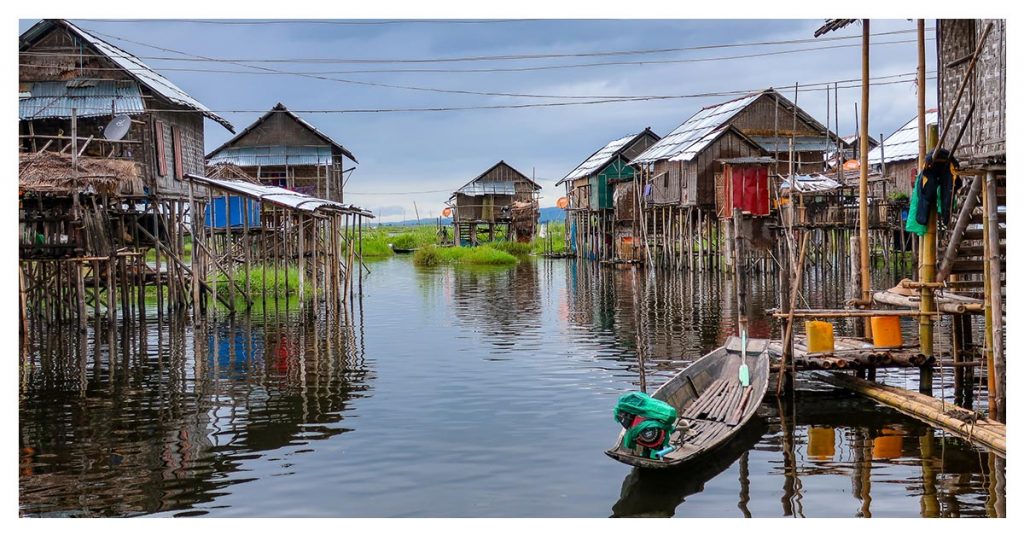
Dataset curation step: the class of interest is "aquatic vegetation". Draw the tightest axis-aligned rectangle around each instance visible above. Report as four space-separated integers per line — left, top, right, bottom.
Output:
413 244 518 266
491 240 532 257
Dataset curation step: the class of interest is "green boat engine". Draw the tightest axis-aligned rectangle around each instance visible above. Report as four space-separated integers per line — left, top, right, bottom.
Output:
614 392 677 459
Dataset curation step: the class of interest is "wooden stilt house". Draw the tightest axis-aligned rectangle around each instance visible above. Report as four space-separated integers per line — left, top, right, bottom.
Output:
449 161 541 245
628 89 843 269
18 18 234 326
205 103 357 202
556 128 660 260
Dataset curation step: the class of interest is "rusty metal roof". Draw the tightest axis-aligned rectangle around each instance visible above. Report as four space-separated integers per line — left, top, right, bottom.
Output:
20 80 145 120
20 19 233 132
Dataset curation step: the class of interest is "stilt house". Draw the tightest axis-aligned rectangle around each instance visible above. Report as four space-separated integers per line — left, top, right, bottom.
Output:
449 161 541 245
557 128 660 260
19 18 233 259
867 110 938 196
205 103 357 202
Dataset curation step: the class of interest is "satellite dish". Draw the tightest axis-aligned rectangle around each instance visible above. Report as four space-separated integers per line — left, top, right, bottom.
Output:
103 114 131 141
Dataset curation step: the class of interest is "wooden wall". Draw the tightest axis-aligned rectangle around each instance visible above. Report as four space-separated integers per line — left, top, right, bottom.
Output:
938 19 1006 164
20 23 209 198
682 129 764 208
222 111 326 148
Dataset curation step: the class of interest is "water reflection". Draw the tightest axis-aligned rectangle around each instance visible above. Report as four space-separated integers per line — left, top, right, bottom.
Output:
19 305 371 517
614 390 1003 518
20 257 1003 517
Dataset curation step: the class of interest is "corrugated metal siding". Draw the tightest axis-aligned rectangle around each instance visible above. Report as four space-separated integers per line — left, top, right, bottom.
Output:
19 80 145 119
207 146 335 167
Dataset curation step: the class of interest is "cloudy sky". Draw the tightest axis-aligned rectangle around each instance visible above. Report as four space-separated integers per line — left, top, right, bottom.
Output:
20 18 937 222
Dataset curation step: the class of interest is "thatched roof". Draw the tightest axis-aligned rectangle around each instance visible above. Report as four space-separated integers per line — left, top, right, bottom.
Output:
205 162 260 183
19 151 142 195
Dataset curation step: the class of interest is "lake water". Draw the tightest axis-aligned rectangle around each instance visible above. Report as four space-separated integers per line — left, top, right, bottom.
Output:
18 257 1005 517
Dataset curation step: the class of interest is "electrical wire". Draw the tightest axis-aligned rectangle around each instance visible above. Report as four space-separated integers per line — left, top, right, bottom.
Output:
20 74 938 116
29 26 933 65
20 38 934 76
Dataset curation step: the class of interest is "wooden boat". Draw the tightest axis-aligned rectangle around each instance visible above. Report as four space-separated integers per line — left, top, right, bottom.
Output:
611 415 768 517
606 336 771 469
390 246 418 254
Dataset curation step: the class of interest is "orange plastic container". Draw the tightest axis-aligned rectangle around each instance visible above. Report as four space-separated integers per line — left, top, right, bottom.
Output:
805 321 835 353
807 427 836 460
870 316 903 348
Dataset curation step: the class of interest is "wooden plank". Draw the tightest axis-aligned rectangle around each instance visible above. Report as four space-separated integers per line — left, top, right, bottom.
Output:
726 387 755 426
682 379 726 418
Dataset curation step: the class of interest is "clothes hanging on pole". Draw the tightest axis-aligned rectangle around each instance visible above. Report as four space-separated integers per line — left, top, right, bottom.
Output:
906 149 959 236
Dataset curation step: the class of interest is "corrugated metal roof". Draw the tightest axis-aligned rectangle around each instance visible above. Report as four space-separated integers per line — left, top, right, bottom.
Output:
867 110 939 165
19 80 145 120
633 92 762 164
560 133 637 184
20 20 233 132
780 173 841 193
749 135 836 153
206 146 335 167
185 174 373 217
455 180 518 196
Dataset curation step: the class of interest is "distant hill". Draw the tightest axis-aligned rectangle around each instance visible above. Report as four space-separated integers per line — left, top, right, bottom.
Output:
378 207 565 227
538 207 565 223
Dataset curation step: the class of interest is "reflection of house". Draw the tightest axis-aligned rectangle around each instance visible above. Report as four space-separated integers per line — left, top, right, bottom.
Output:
206 103 357 202
867 110 937 195
557 129 660 261
449 161 541 245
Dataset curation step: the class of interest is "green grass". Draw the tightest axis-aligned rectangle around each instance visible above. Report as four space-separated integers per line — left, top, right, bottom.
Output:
213 264 308 296
530 220 567 254
413 244 519 267
491 240 532 257
359 225 440 257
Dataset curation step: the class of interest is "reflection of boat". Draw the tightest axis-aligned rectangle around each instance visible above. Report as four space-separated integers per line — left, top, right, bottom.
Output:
611 414 768 517
606 336 770 469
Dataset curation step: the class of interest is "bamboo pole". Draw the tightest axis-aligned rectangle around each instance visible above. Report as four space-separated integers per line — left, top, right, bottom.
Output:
982 170 995 419
859 20 872 338
778 231 809 395
816 371 1005 456
919 122 938 398
985 171 1004 423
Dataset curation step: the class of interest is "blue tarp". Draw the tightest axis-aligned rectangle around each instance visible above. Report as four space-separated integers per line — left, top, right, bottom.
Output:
205 196 261 229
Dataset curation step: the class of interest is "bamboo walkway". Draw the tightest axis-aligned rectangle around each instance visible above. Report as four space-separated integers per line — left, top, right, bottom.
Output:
813 370 1005 457
765 336 934 371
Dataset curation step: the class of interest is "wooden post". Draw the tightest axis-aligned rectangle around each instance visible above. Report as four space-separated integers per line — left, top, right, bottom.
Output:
918 123 938 394
985 171 1004 423
859 20 872 339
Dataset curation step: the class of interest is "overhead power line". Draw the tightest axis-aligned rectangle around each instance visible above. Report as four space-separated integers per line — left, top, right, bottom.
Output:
21 37 934 76
78 19 541 26
62 25 931 64
71 27 935 101
21 73 936 117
